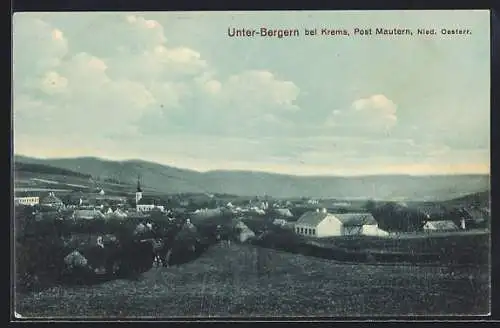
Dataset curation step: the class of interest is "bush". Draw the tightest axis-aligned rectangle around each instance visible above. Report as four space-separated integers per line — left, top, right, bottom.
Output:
371 203 427 232
16 235 69 292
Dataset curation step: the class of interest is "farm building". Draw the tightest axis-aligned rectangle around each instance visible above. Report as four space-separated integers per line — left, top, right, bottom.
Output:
294 209 388 237
40 192 64 208
423 220 459 232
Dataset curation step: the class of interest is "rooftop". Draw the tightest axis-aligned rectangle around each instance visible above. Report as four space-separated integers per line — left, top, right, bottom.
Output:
296 211 329 226
333 213 377 227
297 211 377 227
40 192 63 205
424 220 458 230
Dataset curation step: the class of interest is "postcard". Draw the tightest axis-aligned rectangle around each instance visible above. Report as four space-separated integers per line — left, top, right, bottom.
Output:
12 10 490 319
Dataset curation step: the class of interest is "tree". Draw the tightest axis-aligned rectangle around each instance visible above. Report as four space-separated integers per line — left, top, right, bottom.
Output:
364 199 377 212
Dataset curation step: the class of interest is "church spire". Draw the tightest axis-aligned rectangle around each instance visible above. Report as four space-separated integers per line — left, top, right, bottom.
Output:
135 174 143 206
136 175 142 192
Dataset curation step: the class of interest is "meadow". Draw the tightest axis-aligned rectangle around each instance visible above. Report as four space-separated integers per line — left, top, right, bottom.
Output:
315 230 490 264
15 243 489 318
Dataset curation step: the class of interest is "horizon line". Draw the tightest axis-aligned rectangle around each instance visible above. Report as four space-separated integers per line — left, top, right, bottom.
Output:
13 153 491 178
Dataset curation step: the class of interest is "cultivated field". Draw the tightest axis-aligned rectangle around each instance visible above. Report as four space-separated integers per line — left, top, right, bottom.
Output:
15 243 489 318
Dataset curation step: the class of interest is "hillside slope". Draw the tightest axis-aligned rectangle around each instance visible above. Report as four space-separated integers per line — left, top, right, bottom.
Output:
15 243 489 317
442 190 490 208
13 159 134 194
13 155 490 200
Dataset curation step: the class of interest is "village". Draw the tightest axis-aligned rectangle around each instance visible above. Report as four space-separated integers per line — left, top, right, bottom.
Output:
13 171 492 318
14 175 489 236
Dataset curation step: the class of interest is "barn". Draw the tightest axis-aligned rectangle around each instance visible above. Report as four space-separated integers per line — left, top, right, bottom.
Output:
295 209 387 237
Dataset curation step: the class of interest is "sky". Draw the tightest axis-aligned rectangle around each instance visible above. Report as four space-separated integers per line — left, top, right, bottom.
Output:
12 10 490 176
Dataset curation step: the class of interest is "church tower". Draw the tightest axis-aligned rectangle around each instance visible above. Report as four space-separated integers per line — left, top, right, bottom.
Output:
135 175 143 205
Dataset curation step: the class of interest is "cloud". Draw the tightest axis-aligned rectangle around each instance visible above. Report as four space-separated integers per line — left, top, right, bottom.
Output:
12 12 489 176
13 15 69 91
136 69 301 137
14 94 59 133
40 71 68 94
327 94 398 133
61 13 167 58
15 49 157 137
107 45 208 83
219 70 299 111
14 13 302 144
202 79 222 94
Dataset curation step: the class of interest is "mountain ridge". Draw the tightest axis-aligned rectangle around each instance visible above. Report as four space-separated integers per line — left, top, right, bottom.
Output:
13 154 488 178
13 155 490 200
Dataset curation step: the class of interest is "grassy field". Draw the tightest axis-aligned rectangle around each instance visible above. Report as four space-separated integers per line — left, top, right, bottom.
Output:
316 230 490 264
15 243 489 318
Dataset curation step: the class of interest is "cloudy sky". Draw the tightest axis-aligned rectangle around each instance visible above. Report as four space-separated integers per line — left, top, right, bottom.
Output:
13 10 490 176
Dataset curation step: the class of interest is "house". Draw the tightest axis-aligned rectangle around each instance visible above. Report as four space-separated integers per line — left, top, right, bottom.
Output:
136 198 165 212
72 209 106 220
40 192 64 208
171 207 188 215
192 208 223 219
112 208 128 219
294 209 387 237
14 196 40 206
249 207 266 215
461 207 489 226
273 218 288 226
101 206 113 214
423 220 459 232
332 202 351 207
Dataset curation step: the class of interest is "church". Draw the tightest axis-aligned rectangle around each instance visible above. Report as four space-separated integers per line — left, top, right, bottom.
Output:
135 177 165 213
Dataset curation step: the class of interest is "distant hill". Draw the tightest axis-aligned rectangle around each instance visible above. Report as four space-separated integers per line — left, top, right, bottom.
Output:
442 191 490 208
13 157 134 195
14 162 92 179
13 155 490 201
